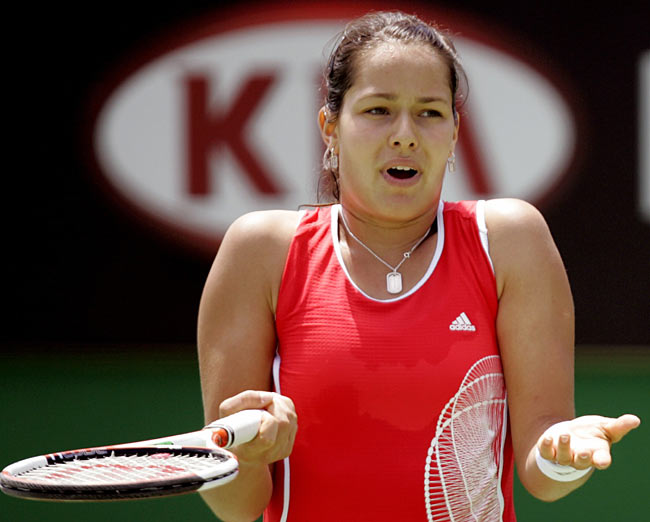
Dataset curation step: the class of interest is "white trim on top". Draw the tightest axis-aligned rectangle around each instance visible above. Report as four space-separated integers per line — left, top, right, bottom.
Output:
272 353 290 522
475 200 495 274
331 201 445 303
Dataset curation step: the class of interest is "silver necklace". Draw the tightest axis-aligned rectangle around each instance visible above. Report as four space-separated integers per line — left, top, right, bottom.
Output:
339 208 432 294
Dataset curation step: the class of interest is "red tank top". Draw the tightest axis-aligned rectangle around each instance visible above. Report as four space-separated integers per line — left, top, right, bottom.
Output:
267 201 516 521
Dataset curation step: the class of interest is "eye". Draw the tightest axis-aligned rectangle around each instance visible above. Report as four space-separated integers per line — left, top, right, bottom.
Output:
420 109 442 118
365 107 389 115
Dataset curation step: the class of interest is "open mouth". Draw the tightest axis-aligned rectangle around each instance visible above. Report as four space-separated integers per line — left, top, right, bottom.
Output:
386 166 419 179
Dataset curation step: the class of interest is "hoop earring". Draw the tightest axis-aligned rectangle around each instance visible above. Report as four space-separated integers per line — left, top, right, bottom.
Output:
322 147 340 201
331 171 340 201
447 153 456 173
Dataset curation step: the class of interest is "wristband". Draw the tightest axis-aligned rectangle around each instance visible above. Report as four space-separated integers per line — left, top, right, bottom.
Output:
535 447 592 482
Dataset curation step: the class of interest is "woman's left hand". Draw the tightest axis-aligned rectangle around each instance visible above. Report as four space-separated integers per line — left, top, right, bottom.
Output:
537 414 641 470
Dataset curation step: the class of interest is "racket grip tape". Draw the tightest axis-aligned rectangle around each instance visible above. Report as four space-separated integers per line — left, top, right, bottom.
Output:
205 410 263 449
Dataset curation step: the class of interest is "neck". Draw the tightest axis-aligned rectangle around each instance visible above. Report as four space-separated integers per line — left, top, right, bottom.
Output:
339 204 438 251
339 204 437 270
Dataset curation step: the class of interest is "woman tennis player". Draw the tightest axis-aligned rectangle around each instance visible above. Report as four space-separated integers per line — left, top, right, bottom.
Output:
197 11 640 521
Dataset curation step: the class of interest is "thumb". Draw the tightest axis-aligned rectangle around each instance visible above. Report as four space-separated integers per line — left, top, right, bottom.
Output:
219 390 275 417
603 414 641 443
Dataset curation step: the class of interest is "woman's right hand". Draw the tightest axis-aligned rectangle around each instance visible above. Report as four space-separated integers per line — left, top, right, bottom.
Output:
218 390 298 467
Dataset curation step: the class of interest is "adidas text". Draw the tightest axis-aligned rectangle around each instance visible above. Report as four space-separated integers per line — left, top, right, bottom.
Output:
449 323 477 331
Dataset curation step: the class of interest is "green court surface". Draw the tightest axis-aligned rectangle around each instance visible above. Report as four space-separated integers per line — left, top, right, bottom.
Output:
1 346 647 521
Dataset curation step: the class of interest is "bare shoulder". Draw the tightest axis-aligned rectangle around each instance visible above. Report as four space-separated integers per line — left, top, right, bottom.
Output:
211 209 301 307
484 198 554 252
484 198 548 233
223 209 301 256
483 199 561 294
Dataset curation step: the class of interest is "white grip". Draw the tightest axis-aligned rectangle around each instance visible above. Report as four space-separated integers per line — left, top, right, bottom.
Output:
205 410 263 448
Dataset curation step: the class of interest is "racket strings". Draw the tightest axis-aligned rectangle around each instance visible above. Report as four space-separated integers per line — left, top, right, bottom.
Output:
14 451 223 486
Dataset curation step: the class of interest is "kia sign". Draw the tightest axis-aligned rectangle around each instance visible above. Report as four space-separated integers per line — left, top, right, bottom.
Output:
92 3 578 252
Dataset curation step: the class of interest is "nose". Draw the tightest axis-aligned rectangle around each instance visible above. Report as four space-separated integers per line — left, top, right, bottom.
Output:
389 113 418 151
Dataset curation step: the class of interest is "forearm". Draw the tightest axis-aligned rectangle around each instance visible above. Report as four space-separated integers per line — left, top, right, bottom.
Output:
199 461 272 522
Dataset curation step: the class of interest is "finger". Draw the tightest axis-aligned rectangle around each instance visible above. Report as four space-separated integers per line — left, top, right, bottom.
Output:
265 397 298 456
573 449 594 470
256 410 280 449
603 414 641 443
591 447 612 470
228 410 280 463
556 434 572 466
538 435 555 461
268 396 297 425
219 390 275 417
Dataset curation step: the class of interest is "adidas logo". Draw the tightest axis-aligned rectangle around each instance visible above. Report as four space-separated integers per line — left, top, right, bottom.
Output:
449 312 476 332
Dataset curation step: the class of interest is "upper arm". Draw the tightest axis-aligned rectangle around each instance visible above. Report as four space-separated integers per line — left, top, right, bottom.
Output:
197 210 299 425
486 199 575 471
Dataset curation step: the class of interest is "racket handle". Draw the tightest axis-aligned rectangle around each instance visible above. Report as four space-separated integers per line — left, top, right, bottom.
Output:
205 409 263 449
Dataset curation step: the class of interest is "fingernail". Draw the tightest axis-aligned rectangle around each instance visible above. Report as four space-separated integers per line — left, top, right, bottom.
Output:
544 436 553 445
560 435 569 443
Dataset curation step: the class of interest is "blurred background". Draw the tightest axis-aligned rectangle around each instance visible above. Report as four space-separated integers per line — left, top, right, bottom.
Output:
2 0 648 520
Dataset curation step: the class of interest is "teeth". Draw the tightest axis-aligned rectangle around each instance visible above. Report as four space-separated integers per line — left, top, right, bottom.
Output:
387 165 418 179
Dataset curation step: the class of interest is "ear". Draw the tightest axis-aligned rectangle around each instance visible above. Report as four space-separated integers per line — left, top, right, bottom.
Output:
318 106 338 147
450 111 460 153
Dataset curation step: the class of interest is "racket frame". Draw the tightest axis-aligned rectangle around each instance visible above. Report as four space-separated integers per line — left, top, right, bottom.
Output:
1 409 263 502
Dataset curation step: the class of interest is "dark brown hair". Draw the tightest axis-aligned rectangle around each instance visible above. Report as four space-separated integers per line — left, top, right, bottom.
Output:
318 11 467 202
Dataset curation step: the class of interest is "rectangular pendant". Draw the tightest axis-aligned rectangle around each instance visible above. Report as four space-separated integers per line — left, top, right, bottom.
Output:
386 271 403 294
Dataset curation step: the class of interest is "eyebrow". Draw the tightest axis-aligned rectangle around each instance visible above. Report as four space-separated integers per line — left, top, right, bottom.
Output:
361 92 448 103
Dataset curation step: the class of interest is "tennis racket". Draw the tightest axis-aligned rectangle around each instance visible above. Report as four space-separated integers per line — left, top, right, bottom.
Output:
0 409 262 502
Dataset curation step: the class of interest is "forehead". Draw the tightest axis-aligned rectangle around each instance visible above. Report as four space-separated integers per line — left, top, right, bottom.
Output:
349 41 452 100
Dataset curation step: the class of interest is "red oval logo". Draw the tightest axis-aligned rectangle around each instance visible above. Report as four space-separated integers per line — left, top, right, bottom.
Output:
91 2 580 253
